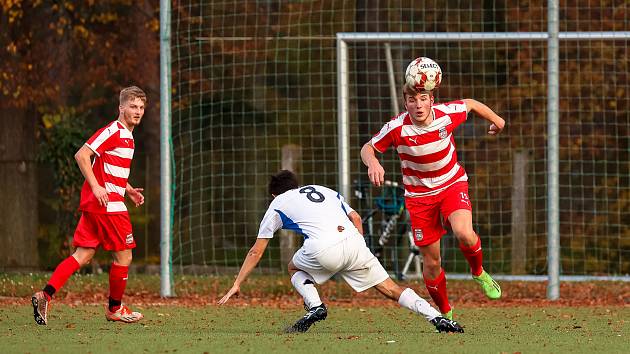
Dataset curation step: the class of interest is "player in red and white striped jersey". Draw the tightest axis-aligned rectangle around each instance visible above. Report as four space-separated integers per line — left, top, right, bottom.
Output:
361 81 505 320
31 86 147 325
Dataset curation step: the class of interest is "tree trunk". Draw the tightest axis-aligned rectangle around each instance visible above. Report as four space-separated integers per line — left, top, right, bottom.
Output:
279 144 302 270
0 107 38 269
511 151 529 274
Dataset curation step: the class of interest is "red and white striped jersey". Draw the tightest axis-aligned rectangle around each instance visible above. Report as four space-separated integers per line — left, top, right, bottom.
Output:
79 120 135 214
370 100 468 197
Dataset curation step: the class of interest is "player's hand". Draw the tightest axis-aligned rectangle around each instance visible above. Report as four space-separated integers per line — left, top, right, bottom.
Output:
127 187 145 207
488 118 505 135
92 185 109 206
218 284 240 305
367 162 385 187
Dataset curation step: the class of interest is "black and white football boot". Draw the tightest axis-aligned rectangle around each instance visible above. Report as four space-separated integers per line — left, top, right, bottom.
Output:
286 303 328 333
430 316 464 333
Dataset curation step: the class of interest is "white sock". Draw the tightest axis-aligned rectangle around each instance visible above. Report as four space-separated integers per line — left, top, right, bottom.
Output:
398 288 441 321
291 271 322 309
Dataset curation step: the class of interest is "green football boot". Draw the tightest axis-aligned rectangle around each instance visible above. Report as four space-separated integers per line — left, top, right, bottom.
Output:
442 309 453 320
473 270 502 300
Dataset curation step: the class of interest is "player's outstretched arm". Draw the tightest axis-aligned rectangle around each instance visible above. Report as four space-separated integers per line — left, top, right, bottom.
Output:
218 238 270 305
462 98 505 136
75 145 109 206
360 143 385 186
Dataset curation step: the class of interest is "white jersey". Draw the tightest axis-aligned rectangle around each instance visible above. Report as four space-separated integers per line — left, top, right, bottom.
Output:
257 185 358 254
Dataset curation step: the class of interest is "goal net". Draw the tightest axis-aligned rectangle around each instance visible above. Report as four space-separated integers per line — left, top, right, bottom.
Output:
168 1 629 279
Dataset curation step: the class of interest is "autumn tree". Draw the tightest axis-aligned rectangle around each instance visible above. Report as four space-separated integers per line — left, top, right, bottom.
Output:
0 0 159 268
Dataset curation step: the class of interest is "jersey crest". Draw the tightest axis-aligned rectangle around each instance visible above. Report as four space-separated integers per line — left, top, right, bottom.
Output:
439 126 448 139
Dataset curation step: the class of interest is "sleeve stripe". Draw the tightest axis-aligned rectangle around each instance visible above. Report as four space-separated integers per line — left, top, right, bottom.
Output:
87 123 117 152
84 143 100 157
369 140 385 153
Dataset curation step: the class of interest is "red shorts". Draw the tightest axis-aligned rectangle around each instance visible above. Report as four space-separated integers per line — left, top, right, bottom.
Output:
73 212 136 251
405 182 472 247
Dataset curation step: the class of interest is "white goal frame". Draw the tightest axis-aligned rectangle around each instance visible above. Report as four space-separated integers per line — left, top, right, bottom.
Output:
335 30 630 300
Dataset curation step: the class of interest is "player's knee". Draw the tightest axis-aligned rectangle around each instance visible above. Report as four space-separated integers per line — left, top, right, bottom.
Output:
287 262 299 275
72 249 95 266
423 258 442 276
291 270 315 288
121 254 133 265
74 256 90 267
452 226 476 244
113 252 133 266
423 254 441 268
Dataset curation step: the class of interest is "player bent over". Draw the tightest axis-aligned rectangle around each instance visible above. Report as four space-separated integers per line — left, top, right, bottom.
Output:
219 170 463 333
31 86 147 325
361 81 505 320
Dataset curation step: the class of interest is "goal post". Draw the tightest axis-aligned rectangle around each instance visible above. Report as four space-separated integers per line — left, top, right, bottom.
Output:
159 0 174 298
336 30 630 300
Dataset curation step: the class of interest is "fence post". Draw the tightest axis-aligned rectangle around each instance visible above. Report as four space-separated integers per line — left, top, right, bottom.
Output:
511 151 529 274
279 144 302 270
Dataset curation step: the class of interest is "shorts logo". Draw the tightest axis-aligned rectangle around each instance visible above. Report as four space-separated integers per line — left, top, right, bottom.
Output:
439 127 448 139
126 233 134 244
414 228 423 241
460 192 470 207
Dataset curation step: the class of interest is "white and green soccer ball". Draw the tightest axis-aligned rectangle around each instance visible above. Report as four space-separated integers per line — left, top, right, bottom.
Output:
405 57 442 91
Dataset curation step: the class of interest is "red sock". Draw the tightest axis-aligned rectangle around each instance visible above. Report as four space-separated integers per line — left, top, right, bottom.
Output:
424 268 451 314
47 256 81 295
108 263 129 312
460 236 483 276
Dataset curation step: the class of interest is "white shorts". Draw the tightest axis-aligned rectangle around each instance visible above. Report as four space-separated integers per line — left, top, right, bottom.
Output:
292 235 389 292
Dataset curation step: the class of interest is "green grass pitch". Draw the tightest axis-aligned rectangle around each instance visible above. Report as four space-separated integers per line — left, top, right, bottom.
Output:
2 304 628 353
2 273 628 353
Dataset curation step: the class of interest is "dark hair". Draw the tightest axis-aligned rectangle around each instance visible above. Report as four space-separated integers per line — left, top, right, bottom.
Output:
268 170 299 196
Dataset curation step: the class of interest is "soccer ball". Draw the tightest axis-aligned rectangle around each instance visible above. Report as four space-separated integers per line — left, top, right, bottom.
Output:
405 57 442 91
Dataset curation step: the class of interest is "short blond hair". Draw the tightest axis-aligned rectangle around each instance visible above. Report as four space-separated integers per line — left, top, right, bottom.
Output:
402 82 433 100
119 86 147 105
